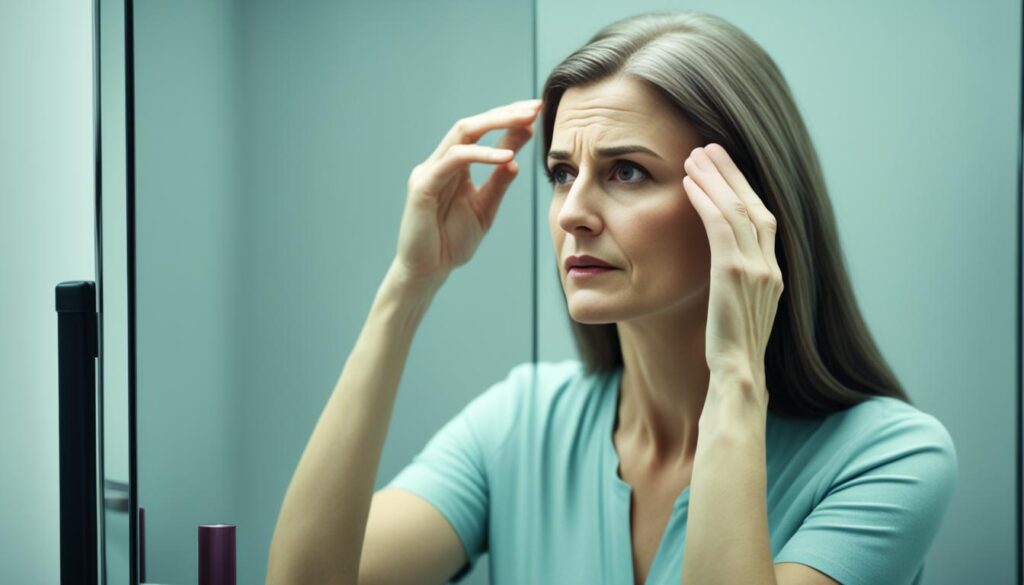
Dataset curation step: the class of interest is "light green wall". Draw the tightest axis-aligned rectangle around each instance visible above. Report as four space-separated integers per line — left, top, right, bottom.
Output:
133 0 242 582
535 2 1021 584
0 1 95 584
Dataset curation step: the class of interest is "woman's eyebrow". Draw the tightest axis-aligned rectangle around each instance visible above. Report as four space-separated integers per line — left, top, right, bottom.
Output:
547 144 664 162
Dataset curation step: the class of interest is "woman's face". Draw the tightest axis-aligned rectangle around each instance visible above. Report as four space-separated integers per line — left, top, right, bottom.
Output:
547 75 711 325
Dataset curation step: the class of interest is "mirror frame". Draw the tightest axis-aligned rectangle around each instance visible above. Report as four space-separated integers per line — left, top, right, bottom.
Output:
95 0 139 582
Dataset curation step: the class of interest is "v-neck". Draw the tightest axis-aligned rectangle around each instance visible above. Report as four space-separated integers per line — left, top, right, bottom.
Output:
603 366 691 585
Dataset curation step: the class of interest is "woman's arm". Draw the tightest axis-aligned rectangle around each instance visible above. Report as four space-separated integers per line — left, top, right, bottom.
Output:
266 97 541 585
266 260 447 585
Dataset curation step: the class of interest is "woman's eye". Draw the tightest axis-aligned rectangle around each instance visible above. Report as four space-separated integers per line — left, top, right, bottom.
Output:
544 161 649 188
614 163 646 183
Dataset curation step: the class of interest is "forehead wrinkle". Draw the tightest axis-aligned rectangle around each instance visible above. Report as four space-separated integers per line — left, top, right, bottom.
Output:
550 126 655 163
552 111 652 160
555 104 647 128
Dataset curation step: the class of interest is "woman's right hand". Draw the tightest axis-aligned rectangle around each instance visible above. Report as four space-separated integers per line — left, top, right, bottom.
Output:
392 98 543 289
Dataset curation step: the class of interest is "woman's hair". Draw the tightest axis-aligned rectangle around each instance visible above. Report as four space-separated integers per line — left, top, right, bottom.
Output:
539 9 910 418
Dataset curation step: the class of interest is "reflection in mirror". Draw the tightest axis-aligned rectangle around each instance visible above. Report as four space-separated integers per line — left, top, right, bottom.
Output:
97 0 132 583
117 1 1019 585
132 1 534 583
532 4 1016 585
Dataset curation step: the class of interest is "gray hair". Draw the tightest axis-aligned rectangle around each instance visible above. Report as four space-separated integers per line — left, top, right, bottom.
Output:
540 10 908 417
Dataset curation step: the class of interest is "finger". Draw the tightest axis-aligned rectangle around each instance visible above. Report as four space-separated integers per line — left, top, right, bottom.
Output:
416 144 514 211
702 143 764 214
435 104 539 160
497 124 533 153
685 148 760 259
682 174 741 264
471 124 535 229
429 101 542 163
430 143 514 182
703 143 780 268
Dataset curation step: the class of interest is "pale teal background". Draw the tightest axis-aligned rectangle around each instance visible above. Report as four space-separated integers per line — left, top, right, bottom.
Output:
533 2 1021 584
1 2 96 584
0 1 1020 585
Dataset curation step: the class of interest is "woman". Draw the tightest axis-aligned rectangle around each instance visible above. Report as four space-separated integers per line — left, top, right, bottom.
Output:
266 10 957 585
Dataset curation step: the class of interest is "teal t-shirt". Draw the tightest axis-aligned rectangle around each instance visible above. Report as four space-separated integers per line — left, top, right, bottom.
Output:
385 360 958 585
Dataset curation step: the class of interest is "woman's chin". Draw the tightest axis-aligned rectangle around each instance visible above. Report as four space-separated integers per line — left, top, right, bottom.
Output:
567 303 622 325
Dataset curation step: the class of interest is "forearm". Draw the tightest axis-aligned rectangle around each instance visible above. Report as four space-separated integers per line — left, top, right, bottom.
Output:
681 373 776 585
266 260 441 585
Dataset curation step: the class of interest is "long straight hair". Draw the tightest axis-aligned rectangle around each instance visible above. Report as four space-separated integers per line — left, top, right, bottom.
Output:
539 10 909 418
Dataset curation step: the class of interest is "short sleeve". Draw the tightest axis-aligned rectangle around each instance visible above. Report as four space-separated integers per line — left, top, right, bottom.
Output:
774 409 958 585
384 362 530 583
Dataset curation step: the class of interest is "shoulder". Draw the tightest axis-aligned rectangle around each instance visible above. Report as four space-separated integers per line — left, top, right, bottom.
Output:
770 396 958 499
777 396 956 453
454 359 601 456
827 396 957 458
772 398 959 585
819 396 959 494
463 359 593 421
509 358 612 410
492 358 598 399
477 359 609 425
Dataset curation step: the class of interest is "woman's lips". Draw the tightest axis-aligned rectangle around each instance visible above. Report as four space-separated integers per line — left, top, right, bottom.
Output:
568 266 617 278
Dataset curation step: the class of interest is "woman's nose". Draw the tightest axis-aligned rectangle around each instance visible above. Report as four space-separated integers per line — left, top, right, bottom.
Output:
557 185 602 235
556 175 603 235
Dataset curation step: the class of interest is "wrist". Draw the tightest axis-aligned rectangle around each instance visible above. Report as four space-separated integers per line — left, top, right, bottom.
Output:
384 258 446 297
370 260 444 330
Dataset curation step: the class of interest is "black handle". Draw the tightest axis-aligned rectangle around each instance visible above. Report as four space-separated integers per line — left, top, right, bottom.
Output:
56 280 99 585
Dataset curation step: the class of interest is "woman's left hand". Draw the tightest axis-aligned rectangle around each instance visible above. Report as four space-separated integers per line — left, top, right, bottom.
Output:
682 144 784 406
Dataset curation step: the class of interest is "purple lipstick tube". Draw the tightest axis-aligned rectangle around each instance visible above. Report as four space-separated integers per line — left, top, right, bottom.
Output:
198 524 236 585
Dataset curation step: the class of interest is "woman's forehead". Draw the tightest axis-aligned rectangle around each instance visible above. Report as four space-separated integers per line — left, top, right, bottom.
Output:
552 79 695 155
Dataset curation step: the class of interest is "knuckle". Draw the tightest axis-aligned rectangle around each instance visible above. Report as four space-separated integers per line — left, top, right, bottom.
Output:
446 143 467 160
723 261 745 279
408 163 428 189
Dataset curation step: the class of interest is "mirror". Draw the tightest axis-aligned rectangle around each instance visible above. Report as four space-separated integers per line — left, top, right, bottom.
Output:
106 1 1019 583
131 1 534 583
